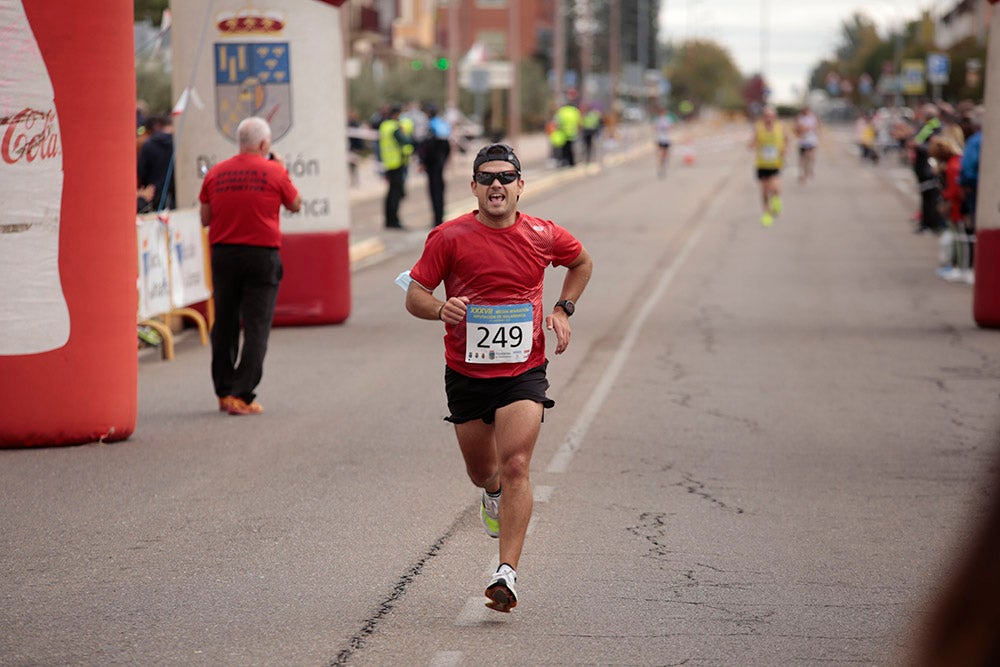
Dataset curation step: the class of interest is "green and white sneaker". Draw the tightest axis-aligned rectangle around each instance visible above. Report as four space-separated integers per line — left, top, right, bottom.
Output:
485 563 518 612
480 489 500 538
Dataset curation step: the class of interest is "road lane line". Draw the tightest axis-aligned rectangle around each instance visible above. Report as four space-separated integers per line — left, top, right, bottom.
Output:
429 650 463 666
546 224 707 474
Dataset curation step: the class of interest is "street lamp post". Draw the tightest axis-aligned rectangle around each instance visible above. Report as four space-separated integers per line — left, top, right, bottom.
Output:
760 0 768 97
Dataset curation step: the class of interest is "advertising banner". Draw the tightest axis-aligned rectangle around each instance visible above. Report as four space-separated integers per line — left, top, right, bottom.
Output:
170 0 349 233
170 0 351 324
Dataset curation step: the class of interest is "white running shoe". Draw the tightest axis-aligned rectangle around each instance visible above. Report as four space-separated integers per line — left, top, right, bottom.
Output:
480 489 500 538
485 563 518 612
941 267 965 282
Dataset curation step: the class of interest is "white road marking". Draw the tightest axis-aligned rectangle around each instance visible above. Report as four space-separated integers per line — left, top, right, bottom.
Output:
533 485 553 502
455 596 491 626
547 225 707 474
429 650 463 666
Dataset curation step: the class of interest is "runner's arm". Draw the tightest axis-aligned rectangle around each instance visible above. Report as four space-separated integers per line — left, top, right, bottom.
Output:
546 247 594 355
405 281 468 324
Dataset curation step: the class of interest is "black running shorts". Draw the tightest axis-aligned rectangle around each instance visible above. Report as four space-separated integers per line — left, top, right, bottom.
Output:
444 362 555 424
756 167 780 180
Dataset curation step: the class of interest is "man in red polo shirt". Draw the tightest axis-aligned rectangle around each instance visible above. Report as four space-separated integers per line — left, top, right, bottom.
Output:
199 116 301 416
405 143 594 612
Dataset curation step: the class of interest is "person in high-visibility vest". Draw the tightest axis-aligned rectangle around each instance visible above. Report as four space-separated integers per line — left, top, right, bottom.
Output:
581 105 603 165
547 122 566 167
749 105 786 227
379 103 415 229
555 100 582 167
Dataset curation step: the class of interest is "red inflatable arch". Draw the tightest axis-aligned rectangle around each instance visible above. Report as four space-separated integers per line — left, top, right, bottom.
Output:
0 0 137 447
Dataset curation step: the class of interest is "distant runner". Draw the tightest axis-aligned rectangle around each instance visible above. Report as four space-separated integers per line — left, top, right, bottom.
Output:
750 105 786 227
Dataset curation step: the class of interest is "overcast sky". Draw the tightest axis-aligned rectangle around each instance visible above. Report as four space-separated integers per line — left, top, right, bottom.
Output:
658 0 943 102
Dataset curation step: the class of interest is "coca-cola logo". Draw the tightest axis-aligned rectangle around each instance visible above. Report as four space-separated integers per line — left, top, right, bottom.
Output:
1 108 60 165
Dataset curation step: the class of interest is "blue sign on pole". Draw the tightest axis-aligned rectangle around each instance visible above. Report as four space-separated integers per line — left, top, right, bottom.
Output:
927 53 949 85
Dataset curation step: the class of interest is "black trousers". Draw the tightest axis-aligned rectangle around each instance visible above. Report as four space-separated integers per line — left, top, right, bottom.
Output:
210 244 282 403
561 139 576 167
425 161 446 226
385 167 405 228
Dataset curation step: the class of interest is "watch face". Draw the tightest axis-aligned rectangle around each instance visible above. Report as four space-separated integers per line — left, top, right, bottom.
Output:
557 300 574 316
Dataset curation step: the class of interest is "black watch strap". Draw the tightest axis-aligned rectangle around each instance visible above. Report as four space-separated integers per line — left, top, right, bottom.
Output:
555 299 575 317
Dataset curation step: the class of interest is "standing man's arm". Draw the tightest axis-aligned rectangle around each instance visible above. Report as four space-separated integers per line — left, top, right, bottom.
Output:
285 193 303 213
546 247 594 355
200 202 212 227
268 153 303 213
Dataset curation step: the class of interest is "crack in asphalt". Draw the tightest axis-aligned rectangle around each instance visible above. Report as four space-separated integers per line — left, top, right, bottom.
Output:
326 513 463 666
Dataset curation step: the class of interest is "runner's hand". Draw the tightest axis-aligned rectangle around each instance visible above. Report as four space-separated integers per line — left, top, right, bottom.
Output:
546 311 571 354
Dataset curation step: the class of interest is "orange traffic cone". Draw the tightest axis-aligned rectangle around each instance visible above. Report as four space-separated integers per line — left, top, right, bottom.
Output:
682 136 696 165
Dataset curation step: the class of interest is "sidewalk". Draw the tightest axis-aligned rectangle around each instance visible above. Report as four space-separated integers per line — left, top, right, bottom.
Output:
345 125 658 265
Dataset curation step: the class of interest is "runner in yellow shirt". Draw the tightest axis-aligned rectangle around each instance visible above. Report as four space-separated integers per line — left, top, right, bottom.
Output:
749 105 786 227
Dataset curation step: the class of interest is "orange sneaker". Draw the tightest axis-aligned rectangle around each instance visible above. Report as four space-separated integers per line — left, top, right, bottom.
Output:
227 397 263 415
218 396 237 412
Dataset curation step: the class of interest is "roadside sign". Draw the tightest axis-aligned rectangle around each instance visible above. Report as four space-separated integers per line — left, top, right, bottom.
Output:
901 59 926 95
459 62 513 91
927 53 949 85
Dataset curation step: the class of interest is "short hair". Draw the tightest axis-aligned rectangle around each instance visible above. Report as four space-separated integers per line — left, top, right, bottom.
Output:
237 116 271 151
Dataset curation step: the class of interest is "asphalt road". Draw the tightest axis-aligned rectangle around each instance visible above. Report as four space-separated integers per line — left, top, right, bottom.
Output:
3 124 999 667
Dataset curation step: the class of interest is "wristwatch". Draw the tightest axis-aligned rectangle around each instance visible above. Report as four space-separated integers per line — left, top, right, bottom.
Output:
554 299 575 317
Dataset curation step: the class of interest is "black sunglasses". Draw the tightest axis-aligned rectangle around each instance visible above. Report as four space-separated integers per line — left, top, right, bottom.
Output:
473 170 520 185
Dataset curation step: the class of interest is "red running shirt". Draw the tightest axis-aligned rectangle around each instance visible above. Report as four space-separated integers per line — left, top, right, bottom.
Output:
410 211 583 378
199 153 299 248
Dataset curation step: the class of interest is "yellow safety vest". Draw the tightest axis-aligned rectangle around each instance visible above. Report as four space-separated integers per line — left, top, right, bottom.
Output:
400 117 415 160
583 110 601 131
556 105 582 140
755 121 784 169
379 119 404 170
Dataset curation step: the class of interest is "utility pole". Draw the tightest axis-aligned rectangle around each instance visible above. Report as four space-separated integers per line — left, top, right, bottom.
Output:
972 0 1000 325
579 0 594 106
638 0 649 112
447 0 459 114
508 0 521 143
610 0 620 112
553 0 566 106
760 0 769 98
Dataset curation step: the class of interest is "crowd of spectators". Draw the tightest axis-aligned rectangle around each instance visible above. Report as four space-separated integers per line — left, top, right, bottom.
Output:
864 102 983 284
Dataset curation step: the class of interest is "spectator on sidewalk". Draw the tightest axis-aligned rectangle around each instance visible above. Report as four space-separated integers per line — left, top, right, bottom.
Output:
199 117 302 416
909 104 944 234
930 134 970 283
418 103 452 227
380 104 415 229
137 114 176 211
555 92 582 167
581 104 603 165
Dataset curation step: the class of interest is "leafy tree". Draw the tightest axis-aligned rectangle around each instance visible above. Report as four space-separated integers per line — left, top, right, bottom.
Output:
135 0 168 25
664 39 744 111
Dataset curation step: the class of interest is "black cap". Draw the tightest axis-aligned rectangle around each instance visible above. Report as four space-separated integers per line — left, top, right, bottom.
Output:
473 143 521 173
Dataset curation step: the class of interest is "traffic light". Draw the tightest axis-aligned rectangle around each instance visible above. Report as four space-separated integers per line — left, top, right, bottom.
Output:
411 59 424 71
436 57 449 71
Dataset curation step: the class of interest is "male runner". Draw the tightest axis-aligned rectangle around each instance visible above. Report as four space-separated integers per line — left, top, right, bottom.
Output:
794 105 819 183
750 105 786 227
404 143 593 612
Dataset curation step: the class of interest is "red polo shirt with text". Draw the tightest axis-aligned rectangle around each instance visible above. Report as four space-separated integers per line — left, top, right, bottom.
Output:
199 153 299 248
